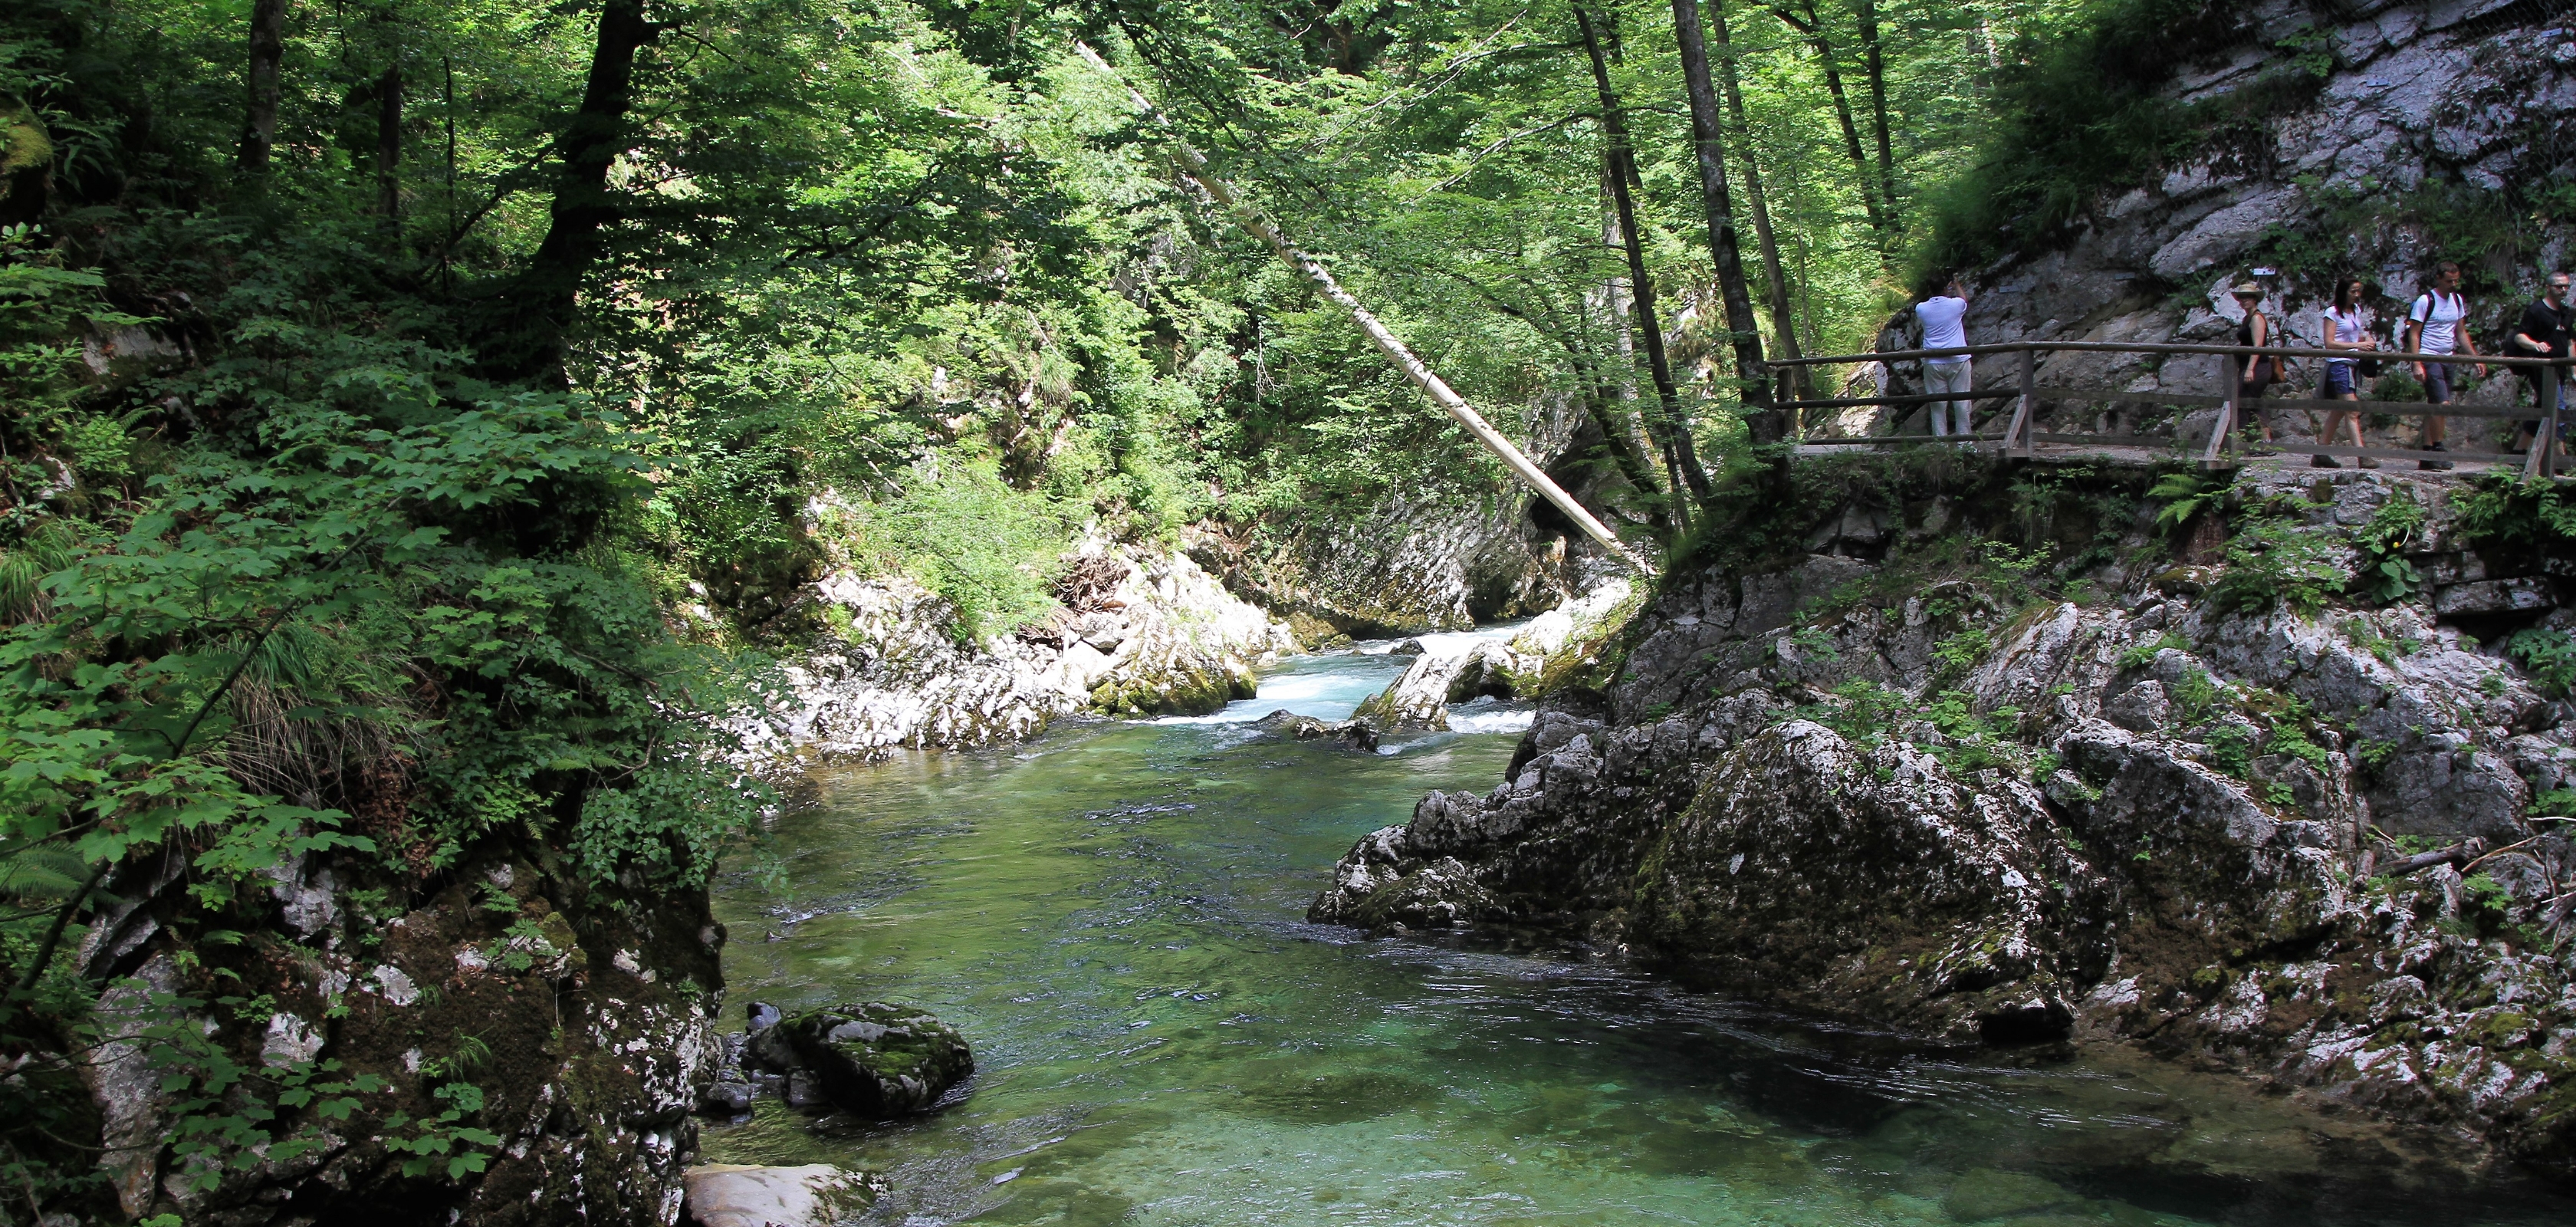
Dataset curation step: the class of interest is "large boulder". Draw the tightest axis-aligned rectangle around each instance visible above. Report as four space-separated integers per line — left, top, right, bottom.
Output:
1629 722 2112 1042
684 1164 876 1227
748 1002 973 1118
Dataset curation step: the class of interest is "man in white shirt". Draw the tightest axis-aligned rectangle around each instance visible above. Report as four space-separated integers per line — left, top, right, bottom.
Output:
1916 277 1973 439
2404 261 2489 470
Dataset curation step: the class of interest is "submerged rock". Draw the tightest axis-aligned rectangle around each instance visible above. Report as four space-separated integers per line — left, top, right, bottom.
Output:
684 1163 878 1227
744 1002 973 1118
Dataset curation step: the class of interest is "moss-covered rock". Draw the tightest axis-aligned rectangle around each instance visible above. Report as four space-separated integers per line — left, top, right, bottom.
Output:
764 1002 972 1118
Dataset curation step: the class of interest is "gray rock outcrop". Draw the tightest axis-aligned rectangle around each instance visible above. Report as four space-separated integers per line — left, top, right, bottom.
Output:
1312 464 2576 1173
733 540 1293 763
1941 0 2576 447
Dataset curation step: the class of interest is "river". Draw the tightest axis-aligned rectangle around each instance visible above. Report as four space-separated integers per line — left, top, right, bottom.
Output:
702 638 2575 1225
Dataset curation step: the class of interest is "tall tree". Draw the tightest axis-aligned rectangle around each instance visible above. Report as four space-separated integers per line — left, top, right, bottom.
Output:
238 0 287 173
475 0 658 383
1709 0 1811 401
1771 1 1884 239
1852 0 1900 232
1672 0 1780 446
1575 2 1710 504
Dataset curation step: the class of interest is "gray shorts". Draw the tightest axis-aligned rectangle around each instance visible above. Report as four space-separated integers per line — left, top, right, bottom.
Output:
2423 361 2454 405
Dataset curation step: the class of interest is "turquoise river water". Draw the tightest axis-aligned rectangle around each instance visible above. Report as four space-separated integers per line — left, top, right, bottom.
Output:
703 637 2576 1226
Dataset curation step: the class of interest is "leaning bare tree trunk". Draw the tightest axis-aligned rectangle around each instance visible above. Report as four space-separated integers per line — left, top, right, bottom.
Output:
1075 44 1656 575
1710 0 1812 403
477 0 656 383
1674 0 1781 446
1772 2 1885 240
1853 0 1901 232
1576 3 1711 505
238 0 288 173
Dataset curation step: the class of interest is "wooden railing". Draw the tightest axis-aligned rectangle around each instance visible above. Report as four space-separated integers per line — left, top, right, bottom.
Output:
1766 340 2568 478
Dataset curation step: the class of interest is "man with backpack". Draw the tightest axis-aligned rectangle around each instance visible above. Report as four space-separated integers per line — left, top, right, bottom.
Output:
2404 262 2489 470
2509 271 2572 456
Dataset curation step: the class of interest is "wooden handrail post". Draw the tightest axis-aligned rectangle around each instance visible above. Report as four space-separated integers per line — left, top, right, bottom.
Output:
2535 363 2561 481
2202 352 2236 468
2006 344 2036 458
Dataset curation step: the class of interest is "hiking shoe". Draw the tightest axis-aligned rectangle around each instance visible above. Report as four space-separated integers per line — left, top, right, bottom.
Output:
2419 441 2453 471
2358 455 2380 469
2311 453 2342 469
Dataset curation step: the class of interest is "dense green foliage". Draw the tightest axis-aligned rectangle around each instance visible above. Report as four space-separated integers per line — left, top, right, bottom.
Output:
0 0 2382 1215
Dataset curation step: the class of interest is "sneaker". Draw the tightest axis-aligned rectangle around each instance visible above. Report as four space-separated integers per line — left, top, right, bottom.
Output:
2358 455 2380 469
2311 453 2342 469
2419 441 2453 471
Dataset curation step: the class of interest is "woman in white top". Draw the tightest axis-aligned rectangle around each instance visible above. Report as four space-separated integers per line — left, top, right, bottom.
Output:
2312 278 2379 469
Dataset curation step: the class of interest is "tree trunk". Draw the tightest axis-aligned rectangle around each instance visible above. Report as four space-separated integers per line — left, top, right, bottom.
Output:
238 0 288 173
477 0 656 383
1710 0 1811 403
1673 0 1780 446
1575 3 1711 504
1772 2 1885 239
375 63 402 221
1853 0 1901 232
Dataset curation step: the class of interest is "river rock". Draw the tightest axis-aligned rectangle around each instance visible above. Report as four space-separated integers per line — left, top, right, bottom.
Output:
749 1002 973 1117
1247 709 1381 752
1353 650 1476 730
684 1164 876 1227
1628 722 2110 1042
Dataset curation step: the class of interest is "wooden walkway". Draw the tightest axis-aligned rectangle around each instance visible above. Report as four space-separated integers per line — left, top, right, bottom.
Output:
1768 339 2568 477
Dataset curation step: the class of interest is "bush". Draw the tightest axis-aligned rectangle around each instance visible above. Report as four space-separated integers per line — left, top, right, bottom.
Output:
831 462 1074 643
2507 627 2576 698
2351 489 2426 604
2208 518 2346 614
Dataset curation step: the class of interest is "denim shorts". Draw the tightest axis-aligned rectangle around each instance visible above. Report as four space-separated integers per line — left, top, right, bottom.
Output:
2319 363 2355 396
2423 361 2454 404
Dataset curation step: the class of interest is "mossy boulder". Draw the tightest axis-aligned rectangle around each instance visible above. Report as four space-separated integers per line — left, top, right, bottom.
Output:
756 1002 972 1117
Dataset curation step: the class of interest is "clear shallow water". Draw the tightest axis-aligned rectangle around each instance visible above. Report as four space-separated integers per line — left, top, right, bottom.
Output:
705 649 2576 1226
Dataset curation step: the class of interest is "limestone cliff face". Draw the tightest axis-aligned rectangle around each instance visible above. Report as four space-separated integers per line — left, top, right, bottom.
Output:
1313 465 2576 1174
1955 0 2576 436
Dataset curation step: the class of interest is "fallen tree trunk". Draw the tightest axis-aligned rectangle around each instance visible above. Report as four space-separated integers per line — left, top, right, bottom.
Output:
1073 42 1656 577
2366 837 2486 878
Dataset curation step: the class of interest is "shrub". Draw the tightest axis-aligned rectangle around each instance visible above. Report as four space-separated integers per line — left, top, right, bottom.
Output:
2351 489 2426 604
832 462 1075 643
2209 518 2346 614
2506 627 2576 699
